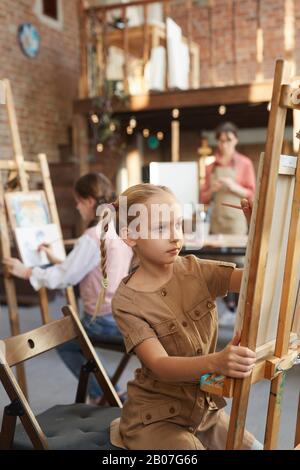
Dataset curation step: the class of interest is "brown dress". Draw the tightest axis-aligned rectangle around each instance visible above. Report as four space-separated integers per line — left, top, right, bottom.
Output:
110 255 255 450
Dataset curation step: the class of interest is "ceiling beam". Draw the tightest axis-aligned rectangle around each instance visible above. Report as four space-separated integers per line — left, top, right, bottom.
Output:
74 81 273 115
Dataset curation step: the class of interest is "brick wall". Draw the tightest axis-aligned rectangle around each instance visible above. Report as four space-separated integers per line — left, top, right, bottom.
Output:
0 0 80 163
171 0 299 87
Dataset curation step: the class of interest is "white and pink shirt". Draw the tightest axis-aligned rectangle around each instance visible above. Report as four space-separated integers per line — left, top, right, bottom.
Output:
29 223 133 316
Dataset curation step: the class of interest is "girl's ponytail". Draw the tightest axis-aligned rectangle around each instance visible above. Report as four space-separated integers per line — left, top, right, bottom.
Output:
93 203 116 318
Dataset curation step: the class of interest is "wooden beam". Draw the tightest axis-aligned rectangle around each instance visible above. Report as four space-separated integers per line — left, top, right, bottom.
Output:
0 160 40 172
74 81 273 114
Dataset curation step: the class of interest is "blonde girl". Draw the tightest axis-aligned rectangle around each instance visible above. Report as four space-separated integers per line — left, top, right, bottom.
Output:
97 183 261 450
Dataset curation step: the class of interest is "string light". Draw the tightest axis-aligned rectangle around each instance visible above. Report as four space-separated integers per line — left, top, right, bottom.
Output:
172 108 180 119
127 126 133 135
143 129 150 138
267 102 272 112
109 122 116 132
218 105 226 115
97 143 104 152
129 117 137 128
157 131 164 141
91 114 99 124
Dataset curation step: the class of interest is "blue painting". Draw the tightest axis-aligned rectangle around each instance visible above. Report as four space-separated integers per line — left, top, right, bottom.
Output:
18 23 40 58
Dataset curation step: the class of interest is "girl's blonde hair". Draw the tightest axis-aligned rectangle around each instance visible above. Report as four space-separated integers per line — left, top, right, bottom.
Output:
94 183 174 317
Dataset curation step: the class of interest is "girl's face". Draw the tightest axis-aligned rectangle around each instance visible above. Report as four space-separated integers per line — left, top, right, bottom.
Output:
74 193 96 222
124 192 183 266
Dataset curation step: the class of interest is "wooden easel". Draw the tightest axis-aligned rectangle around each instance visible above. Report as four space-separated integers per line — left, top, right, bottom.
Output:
199 59 300 450
0 80 78 397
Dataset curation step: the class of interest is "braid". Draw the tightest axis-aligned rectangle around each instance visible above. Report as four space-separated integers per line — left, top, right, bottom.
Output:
93 207 111 318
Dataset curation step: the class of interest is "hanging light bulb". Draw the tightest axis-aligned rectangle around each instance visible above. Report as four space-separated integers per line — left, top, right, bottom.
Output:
218 105 226 115
109 122 116 132
267 102 271 112
129 117 137 128
91 114 99 124
127 126 133 135
97 143 104 153
172 108 180 119
143 129 150 138
157 131 164 141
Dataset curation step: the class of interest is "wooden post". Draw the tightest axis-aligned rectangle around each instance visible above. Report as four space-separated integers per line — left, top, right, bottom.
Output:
163 0 170 91
208 0 215 86
231 0 238 84
256 0 264 81
171 120 180 162
101 9 108 96
4 80 28 191
187 0 193 89
143 4 150 80
122 6 129 94
78 0 89 98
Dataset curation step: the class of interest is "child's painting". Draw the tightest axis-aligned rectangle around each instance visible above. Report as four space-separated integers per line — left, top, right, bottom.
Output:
5 191 50 229
5 191 65 267
14 224 66 267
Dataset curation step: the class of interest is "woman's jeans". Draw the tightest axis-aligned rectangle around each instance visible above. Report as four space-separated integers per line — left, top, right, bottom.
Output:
57 313 123 399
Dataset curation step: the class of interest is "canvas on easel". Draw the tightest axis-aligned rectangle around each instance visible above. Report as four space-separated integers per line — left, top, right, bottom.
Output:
199 59 300 450
5 190 66 267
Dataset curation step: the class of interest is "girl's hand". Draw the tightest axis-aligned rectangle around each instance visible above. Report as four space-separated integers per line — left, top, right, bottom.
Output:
240 198 252 226
3 257 32 280
38 243 62 264
212 331 256 378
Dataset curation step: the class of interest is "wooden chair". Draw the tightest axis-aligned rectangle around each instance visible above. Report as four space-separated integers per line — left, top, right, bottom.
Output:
0 305 123 450
90 340 130 405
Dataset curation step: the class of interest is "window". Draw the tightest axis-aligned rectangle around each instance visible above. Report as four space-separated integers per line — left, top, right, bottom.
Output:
42 0 58 20
34 0 63 30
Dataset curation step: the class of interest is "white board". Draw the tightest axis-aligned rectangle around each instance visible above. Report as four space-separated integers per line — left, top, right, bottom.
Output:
149 161 199 218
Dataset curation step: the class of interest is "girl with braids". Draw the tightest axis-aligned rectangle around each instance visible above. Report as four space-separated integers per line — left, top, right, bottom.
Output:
4 172 132 403
105 183 262 450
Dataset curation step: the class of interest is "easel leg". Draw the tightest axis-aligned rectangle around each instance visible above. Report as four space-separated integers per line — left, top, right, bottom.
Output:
226 376 252 449
264 372 286 449
38 288 50 324
4 278 28 397
295 392 300 448
65 287 78 315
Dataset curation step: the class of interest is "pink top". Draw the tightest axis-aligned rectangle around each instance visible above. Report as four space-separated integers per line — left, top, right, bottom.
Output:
30 223 132 317
200 151 256 204
80 224 133 316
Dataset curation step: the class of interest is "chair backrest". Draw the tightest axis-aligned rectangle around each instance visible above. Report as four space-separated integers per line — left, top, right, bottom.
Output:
0 305 122 450
1 316 78 367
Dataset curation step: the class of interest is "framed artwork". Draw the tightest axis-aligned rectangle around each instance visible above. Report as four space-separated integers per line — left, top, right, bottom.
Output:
5 191 65 267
